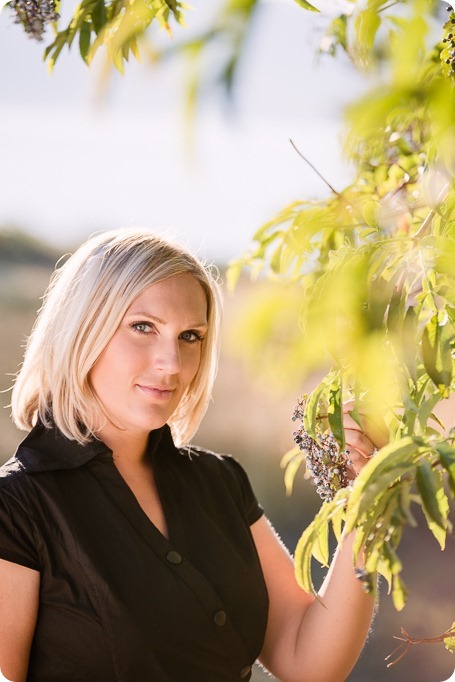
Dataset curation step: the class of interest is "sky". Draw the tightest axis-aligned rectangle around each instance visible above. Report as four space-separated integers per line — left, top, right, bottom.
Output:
0 0 369 262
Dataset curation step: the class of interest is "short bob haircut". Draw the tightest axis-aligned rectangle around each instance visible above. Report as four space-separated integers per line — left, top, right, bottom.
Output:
12 228 223 446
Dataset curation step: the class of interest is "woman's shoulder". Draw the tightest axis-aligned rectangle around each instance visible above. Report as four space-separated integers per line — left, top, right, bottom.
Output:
0 453 29 490
177 443 245 476
0 452 43 519
0 454 42 572
0 421 100 501
0 425 56 496
178 442 223 461
176 443 263 524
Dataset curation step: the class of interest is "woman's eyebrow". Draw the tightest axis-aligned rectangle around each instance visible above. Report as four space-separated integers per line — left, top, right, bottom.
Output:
126 312 166 324
126 312 208 327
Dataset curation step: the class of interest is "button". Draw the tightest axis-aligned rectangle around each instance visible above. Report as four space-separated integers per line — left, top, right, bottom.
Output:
166 550 183 565
240 666 252 678
213 610 227 626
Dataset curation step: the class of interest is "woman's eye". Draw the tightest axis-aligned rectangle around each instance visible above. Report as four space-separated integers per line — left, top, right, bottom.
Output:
131 322 153 334
180 330 204 344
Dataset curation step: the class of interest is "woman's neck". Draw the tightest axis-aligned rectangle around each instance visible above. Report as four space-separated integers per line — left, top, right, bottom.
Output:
98 426 150 467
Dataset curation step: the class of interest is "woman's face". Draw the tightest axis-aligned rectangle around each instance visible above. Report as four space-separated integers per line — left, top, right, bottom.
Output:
89 273 208 447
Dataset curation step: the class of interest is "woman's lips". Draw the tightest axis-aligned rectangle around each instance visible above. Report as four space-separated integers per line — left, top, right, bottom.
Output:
137 385 175 400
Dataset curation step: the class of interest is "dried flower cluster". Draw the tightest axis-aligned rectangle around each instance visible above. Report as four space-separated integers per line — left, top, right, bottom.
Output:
292 397 351 501
10 0 59 41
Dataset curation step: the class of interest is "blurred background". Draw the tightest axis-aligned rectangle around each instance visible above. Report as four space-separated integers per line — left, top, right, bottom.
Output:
1 0 454 679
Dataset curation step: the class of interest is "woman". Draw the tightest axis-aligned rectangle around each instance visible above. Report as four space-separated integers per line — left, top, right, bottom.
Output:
0 229 378 682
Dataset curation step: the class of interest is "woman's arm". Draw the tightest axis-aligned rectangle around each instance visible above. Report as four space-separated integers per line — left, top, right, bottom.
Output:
254 402 383 682
253 518 374 682
0 559 40 682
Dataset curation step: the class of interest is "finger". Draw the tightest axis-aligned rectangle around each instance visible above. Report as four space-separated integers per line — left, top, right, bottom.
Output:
343 413 366 433
342 399 356 412
341 446 373 478
344 428 377 458
341 447 361 479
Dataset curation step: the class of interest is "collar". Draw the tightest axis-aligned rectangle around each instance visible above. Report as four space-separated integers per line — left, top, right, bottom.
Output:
10 421 170 474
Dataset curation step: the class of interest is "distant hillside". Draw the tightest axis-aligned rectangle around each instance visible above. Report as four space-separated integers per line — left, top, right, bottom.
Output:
0 228 61 266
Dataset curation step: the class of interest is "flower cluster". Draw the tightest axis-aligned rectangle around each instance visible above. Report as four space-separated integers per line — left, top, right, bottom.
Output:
442 9 455 76
10 0 59 41
292 397 351 501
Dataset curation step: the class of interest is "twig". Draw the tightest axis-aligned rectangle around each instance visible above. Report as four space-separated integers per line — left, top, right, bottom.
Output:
289 139 342 198
414 181 451 239
378 1 400 13
413 209 436 239
385 626 455 667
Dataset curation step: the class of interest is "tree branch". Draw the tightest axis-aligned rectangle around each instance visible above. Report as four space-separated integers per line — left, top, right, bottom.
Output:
385 625 455 667
289 139 342 198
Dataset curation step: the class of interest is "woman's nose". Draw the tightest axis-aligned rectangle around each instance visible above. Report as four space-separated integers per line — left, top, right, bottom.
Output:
153 338 181 374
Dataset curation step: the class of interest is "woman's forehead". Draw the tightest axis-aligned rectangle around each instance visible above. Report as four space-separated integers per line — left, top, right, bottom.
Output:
127 274 208 322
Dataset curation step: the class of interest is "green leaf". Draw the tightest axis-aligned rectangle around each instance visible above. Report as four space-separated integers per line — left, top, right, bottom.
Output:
252 202 303 242
421 313 453 397
352 487 395 563
359 227 378 239
362 200 379 228
293 0 319 12
322 13 348 55
92 0 107 33
387 283 408 337
358 461 417 503
392 573 408 611
280 446 301 469
294 489 349 596
402 306 418 380
294 521 318 597
379 542 403 596
355 5 381 55
416 461 449 549
347 438 422 515
328 376 345 450
417 391 443 432
435 443 455 496
346 439 427 533
396 479 418 527
346 392 363 431
45 34 67 72
383 541 402 576
443 622 455 653
331 502 345 542
362 491 400 574
390 13 427 87
113 49 124 74
303 376 332 439
368 267 403 331
79 20 91 62
129 36 141 61
270 242 284 274
283 452 305 497
376 557 392 594
312 516 329 567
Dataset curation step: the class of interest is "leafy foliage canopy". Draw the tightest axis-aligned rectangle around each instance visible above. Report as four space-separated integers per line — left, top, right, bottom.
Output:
228 0 455 631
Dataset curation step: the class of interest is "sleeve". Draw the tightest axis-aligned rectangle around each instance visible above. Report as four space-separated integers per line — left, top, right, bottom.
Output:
0 488 40 571
221 456 264 526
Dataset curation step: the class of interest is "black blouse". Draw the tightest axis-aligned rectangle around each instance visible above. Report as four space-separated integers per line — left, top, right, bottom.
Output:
0 423 269 681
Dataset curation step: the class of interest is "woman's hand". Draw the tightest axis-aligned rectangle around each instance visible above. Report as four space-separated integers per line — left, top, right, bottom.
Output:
342 400 389 478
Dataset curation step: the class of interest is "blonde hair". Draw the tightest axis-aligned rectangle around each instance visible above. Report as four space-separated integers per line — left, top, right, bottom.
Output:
11 228 223 446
